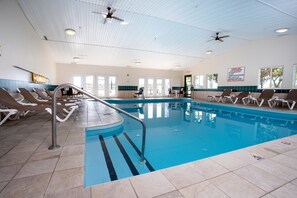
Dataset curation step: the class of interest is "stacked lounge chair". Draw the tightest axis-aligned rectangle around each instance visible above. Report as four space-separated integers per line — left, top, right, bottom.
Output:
33 88 80 104
208 89 232 102
224 92 250 104
268 89 297 110
0 88 78 125
242 89 275 107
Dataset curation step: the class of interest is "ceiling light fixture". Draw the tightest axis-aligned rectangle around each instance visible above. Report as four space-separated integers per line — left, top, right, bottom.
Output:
175 65 181 69
65 28 76 36
73 57 80 61
205 50 213 55
275 28 289 33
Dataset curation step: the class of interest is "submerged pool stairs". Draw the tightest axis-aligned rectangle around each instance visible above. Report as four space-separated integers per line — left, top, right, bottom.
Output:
85 130 154 187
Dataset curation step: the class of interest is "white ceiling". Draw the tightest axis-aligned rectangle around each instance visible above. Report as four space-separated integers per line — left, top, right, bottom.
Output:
17 0 297 70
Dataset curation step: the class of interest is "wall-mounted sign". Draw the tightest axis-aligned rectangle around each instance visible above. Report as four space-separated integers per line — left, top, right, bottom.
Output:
32 73 47 84
227 67 245 82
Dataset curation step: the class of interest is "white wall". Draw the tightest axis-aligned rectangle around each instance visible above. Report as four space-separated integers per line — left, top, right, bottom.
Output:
0 0 56 83
56 63 183 86
187 35 297 89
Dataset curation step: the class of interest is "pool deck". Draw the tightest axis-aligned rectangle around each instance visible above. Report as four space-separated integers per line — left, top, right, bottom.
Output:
0 99 297 198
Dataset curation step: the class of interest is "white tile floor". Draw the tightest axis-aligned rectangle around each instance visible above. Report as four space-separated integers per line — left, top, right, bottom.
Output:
0 99 296 198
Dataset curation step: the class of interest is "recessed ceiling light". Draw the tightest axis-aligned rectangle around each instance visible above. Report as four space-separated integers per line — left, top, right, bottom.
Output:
135 61 141 65
275 28 289 33
65 28 76 36
73 57 80 61
205 50 213 55
175 65 181 69
120 21 129 25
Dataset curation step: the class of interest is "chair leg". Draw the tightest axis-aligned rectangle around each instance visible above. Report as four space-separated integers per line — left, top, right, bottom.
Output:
288 101 296 110
268 99 273 108
0 110 18 126
258 99 264 107
233 98 238 104
45 106 78 122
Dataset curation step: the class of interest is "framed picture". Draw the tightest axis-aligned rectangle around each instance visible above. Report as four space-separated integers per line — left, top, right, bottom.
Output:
227 67 245 82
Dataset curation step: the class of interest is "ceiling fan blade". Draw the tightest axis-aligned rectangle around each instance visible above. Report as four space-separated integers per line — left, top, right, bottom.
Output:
219 38 224 42
211 36 216 39
110 9 116 15
103 18 107 24
219 35 229 39
92 11 107 18
112 16 124 22
207 39 215 42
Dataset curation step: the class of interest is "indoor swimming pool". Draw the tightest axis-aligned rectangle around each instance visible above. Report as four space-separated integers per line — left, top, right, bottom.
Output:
85 99 297 187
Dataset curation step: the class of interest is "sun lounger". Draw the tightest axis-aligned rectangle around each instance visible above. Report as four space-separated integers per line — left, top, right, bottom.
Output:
268 89 297 110
208 89 232 102
0 88 78 125
18 88 78 107
243 89 275 107
34 88 80 104
225 92 250 104
134 87 144 99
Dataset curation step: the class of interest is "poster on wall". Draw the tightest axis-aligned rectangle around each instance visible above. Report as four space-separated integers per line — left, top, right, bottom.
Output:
227 66 245 82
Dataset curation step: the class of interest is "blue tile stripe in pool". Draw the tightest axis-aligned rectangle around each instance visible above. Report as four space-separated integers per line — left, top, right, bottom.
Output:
85 125 153 187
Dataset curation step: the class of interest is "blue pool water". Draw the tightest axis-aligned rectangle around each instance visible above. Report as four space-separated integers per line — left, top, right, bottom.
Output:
85 99 297 187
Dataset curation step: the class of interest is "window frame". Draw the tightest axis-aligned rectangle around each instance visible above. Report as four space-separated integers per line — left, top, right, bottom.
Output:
194 75 204 89
258 66 284 89
206 73 218 89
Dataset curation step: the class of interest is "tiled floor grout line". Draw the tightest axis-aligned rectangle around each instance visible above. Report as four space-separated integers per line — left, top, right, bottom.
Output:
0 120 50 194
128 178 139 198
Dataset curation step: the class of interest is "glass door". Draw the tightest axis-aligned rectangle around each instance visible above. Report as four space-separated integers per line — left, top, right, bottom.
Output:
85 76 94 94
97 76 105 97
184 75 192 98
147 78 154 97
73 76 82 88
164 79 170 96
156 79 163 96
108 76 116 97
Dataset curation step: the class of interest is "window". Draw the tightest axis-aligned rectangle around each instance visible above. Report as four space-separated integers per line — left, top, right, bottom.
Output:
164 79 170 96
207 74 218 89
97 76 105 96
156 79 163 96
194 75 204 88
147 79 154 96
259 66 283 89
139 78 145 89
73 76 82 88
293 64 297 88
85 76 94 93
108 76 116 97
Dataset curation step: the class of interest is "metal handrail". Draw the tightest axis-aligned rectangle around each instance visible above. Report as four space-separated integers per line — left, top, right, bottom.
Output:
48 83 147 162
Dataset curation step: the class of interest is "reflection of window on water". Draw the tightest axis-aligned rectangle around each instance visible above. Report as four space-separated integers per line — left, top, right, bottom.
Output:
194 111 203 123
184 103 191 122
148 103 153 119
205 113 216 128
156 103 162 118
164 103 169 118
138 112 144 119
185 103 191 115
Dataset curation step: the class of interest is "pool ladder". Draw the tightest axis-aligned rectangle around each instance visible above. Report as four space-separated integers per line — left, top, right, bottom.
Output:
48 83 147 163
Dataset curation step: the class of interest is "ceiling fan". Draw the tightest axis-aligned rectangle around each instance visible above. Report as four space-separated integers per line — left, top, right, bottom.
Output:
207 32 230 42
92 7 125 24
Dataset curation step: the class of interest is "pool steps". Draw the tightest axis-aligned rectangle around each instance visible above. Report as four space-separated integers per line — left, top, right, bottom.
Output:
85 131 154 187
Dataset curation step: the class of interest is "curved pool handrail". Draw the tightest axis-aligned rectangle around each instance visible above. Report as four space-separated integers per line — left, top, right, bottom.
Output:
48 83 147 162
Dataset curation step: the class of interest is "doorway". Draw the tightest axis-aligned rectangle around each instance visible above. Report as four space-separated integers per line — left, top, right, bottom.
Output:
184 75 192 98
